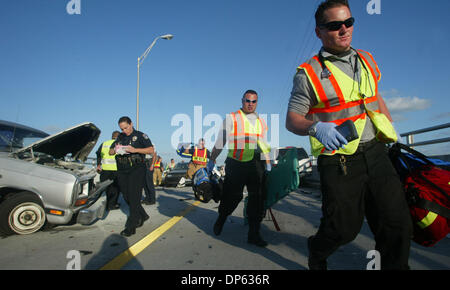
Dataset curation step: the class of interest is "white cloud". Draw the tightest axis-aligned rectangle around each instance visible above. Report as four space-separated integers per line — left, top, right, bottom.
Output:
384 96 431 113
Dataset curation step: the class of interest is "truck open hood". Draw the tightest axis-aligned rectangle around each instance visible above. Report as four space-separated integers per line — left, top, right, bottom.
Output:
16 122 101 162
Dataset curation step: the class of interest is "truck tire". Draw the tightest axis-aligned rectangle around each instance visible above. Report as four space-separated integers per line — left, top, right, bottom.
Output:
0 192 46 236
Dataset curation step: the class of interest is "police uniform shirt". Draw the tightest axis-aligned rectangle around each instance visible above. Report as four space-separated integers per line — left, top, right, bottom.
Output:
110 130 153 153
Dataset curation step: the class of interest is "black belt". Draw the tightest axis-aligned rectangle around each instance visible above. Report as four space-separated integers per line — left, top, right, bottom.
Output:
116 154 145 169
354 138 379 153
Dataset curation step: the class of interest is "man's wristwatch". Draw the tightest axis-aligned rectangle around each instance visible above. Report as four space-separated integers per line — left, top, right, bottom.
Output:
308 121 319 137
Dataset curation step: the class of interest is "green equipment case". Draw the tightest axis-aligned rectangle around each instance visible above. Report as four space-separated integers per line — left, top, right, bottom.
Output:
244 147 300 227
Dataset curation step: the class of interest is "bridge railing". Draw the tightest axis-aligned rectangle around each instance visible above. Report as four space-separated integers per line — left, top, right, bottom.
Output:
400 122 450 147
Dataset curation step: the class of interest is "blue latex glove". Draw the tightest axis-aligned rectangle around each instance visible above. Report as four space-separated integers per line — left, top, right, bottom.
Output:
206 160 215 173
314 122 348 151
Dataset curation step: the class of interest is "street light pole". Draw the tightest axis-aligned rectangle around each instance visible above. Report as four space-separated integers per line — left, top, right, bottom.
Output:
136 34 174 130
136 57 141 130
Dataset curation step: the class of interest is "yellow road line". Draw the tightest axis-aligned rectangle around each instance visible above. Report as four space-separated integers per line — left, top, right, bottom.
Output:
100 200 201 270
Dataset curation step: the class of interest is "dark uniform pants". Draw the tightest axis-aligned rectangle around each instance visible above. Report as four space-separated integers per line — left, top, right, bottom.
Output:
99 170 119 209
117 165 149 229
219 157 265 223
144 165 156 203
312 141 413 269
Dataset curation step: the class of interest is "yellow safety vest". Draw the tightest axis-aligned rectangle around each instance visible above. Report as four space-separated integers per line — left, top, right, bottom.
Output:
192 147 208 165
154 161 161 168
297 49 397 157
101 139 117 171
227 109 271 162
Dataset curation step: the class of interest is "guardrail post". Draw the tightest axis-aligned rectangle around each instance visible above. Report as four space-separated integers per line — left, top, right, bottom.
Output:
406 134 414 146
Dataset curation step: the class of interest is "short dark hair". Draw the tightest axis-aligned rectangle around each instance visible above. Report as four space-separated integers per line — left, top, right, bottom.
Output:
112 131 120 138
118 116 132 124
315 0 350 26
242 89 258 99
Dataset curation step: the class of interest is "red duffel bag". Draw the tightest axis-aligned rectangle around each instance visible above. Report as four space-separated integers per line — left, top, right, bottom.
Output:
389 143 450 247
404 165 450 247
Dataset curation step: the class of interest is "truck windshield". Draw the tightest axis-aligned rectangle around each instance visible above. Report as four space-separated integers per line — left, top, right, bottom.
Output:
0 123 48 152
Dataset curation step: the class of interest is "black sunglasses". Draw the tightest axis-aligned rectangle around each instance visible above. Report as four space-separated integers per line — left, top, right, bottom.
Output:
319 17 355 31
244 99 257 104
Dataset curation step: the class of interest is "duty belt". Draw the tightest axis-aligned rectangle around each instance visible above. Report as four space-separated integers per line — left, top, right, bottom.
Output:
116 154 145 170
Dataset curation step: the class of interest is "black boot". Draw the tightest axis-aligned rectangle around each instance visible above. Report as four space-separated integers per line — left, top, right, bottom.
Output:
247 221 268 247
120 227 136 237
213 214 227 236
307 236 327 270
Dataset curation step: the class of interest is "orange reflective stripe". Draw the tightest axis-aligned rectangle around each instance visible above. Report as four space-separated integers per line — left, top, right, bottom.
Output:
237 111 245 160
357 51 379 93
310 99 363 114
300 63 330 108
365 95 378 104
229 110 266 161
334 112 367 126
309 94 378 115
358 49 380 80
232 112 238 159
259 117 267 137
236 111 244 160
312 56 345 106
237 110 246 127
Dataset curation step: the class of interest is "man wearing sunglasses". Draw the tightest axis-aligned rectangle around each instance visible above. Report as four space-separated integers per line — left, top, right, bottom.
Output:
209 90 272 247
286 0 412 270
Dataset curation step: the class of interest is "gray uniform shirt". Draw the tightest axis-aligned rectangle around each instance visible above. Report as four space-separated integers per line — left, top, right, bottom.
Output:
288 48 376 143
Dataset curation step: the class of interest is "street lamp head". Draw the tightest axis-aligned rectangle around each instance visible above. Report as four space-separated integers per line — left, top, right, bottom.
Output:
160 34 174 40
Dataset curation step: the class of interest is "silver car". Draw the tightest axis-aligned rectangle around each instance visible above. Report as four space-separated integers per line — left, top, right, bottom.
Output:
0 120 111 236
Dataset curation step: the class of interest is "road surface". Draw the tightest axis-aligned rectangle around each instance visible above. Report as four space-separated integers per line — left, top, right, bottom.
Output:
0 184 449 270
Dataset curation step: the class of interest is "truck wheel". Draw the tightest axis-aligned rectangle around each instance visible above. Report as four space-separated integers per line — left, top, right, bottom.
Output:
0 192 46 236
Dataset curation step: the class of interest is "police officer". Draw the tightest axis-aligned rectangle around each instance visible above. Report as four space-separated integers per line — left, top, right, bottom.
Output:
95 130 121 210
109 116 155 237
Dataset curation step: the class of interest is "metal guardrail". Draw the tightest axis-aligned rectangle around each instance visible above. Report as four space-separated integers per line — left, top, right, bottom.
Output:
400 122 450 147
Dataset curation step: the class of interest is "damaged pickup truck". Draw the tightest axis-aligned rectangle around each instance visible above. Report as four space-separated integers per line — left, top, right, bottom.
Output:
0 120 112 236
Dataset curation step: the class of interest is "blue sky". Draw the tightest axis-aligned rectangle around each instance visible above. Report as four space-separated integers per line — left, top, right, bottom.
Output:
1 0 449 165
